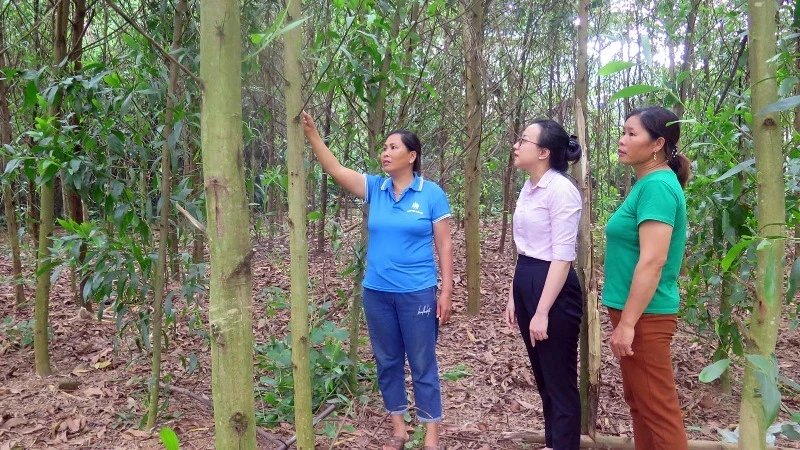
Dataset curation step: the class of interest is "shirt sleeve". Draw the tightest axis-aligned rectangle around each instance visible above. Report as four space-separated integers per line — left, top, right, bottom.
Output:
548 179 582 261
364 174 379 204
635 180 678 227
429 183 452 223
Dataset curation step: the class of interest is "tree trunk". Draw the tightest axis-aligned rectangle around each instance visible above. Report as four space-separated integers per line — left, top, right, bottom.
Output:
739 1 786 448
189 123 205 265
499 7 534 254
463 0 485 315
317 88 336 254
675 0 700 119
574 0 599 437
283 0 314 447
34 0 70 377
66 0 88 310
146 0 185 429
200 0 257 447
0 18 24 306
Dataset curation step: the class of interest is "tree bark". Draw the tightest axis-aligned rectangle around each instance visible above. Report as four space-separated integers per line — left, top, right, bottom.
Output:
146 0 185 429
284 0 314 446
498 7 534 254
317 88 336 254
34 0 70 377
574 0 599 437
675 0 700 119
0 17 24 306
739 0 786 448
65 0 89 310
200 0 257 447
463 0 485 315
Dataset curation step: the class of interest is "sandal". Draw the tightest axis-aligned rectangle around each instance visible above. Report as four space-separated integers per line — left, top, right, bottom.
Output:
383 435 408 450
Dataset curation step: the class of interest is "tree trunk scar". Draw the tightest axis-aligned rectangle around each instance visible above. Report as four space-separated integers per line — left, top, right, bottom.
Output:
230 411 248 436
211 323 225 347
206 177 229 237
225 249 253 282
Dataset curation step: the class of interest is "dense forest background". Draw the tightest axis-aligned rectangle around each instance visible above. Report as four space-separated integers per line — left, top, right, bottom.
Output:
1 0 800 449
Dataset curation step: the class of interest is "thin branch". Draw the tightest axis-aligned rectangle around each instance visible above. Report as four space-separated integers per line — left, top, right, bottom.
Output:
103 0 203 89
0 0 63 56
276 403 338 450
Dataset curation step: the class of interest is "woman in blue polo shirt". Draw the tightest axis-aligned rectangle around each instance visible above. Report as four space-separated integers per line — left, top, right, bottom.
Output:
302 111 453 450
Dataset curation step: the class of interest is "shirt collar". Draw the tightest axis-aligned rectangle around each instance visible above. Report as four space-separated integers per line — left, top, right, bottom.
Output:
380 173 425 192
534 168 558 189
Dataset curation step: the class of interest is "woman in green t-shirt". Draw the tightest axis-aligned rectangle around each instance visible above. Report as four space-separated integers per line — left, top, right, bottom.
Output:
603 106 692 450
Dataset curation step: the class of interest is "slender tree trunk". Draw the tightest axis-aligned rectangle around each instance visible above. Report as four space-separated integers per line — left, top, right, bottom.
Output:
146 0 185 429
574 0 599 437
283 0 313 447
34 0 69 377
200 0 256 447
317 88 335 253
739 1 786 448
499 8 534 254
0 18 24 306
463 0 485 315
188 116 205 265
66 0 88 310
675 0 700 119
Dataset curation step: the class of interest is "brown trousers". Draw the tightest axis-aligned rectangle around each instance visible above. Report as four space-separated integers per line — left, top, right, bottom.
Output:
608 308 688 450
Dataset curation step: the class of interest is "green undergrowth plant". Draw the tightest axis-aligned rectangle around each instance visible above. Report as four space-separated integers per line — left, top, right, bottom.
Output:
254 288 375 428
1 316 37 349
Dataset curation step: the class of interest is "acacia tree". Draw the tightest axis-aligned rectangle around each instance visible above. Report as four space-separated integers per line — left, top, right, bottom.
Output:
34 0 70 377
199 0 256 447
574 0 600 437
0 16 24 306
284 0 313 446
738 0 786 447
463 0 486 315
146 0 186 429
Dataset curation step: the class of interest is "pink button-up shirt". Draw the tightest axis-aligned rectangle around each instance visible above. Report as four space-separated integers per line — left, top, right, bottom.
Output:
513 169 582 261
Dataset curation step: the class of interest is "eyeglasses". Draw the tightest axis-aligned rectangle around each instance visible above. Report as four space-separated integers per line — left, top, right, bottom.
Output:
515 137 541 147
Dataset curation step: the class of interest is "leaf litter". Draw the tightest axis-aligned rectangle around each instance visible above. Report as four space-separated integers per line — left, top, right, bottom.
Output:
0 225 799 449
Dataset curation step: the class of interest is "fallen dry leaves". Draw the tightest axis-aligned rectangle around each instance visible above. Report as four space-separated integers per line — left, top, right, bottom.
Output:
1 224 799 449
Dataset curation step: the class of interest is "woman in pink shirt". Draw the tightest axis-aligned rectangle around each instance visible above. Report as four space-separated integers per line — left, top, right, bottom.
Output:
504 119 583 450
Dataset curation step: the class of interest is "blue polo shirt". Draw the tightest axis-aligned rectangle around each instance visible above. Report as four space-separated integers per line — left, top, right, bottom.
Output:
362 173 451 293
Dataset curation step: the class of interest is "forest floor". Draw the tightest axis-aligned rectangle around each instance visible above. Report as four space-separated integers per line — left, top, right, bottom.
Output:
1 222 800 450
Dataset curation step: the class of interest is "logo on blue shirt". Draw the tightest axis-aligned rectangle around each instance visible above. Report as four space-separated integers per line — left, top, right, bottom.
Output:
407 202 423 215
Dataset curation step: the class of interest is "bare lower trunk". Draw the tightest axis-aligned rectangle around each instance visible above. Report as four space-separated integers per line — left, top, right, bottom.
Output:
200 0 257 447
739 0 786 448
463 0 485 315
146 0 185 429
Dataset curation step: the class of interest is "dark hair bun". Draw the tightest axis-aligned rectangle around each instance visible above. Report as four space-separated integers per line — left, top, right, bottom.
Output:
566 135 582 162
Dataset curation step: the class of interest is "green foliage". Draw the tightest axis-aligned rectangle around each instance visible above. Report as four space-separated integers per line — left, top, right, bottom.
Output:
159 427 180 450
442 364 472 382
699 358 730 383
597 60 635 76
746 354 782 427
254 290 375 428
1 316 36 348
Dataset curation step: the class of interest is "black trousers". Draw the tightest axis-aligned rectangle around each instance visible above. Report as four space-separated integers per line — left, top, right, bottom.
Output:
513 255 583 450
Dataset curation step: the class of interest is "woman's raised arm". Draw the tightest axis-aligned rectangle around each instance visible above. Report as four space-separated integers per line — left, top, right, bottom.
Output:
302 111 366 199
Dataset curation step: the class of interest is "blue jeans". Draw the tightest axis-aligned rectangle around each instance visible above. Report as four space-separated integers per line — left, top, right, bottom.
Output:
363 286 442 422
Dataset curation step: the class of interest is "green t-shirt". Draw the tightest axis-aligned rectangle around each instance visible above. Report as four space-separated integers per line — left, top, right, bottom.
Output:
602 170 686 314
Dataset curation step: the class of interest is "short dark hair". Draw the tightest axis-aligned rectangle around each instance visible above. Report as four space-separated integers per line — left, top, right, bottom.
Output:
530 119 582 172
386 129 422 174
627 106 691 188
